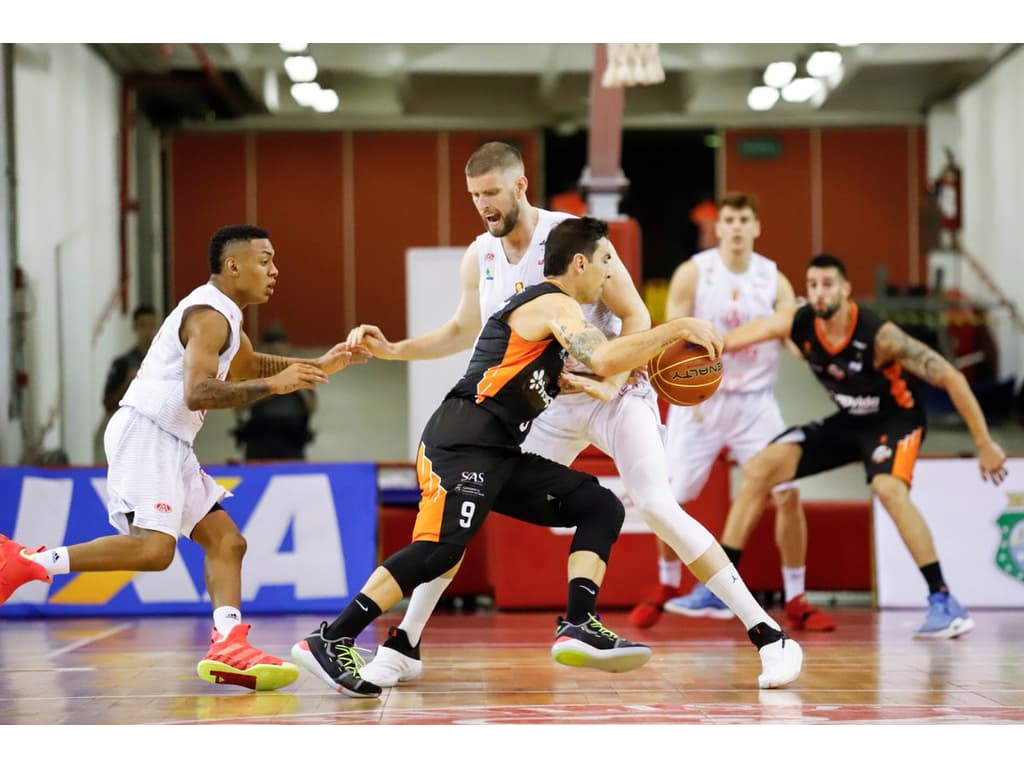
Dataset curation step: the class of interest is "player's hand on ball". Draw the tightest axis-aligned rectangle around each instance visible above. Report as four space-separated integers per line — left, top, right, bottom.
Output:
672 318 724 361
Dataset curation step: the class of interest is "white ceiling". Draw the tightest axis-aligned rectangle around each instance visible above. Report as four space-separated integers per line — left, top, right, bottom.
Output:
91 43 1016 130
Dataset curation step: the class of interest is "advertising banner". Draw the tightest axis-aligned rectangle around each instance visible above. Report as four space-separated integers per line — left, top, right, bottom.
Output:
0 463 378 616
873 457 1024 607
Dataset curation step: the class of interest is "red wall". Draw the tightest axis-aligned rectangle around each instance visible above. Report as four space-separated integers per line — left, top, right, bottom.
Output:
723 126 926 295
168 130 538 347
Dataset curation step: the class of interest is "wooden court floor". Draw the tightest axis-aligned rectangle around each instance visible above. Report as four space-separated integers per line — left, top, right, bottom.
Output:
2 606 1023 726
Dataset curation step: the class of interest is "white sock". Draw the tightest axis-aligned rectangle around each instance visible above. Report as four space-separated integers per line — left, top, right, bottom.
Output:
658 557 682 588
30 547 70 577
705 565 779 631
399 575 452 646
782 566 807 603
213 606 242 638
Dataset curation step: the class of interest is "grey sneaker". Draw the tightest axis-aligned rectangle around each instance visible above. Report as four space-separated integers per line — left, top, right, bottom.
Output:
551 613 652 673
291 621 382 698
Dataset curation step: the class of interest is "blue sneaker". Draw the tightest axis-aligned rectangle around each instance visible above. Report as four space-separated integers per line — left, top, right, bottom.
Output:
663 583 734 619
914 591 976 638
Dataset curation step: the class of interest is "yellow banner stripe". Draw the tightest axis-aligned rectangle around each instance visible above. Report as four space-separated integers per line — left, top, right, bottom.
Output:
52 476 240 604
50 571 137 604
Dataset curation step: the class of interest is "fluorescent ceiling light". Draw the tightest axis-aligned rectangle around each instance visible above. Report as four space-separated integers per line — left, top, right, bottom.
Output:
747 86 780 111
763 61 796 89
781 77 823 103
290 81 321 107
313 88 339 113
284 55 318 83
807 51 843 78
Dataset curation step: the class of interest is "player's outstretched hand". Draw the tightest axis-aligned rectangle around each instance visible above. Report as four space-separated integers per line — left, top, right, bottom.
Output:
978 439 1008 485
318 342 369 374
345 324 397 359
271 362 329 394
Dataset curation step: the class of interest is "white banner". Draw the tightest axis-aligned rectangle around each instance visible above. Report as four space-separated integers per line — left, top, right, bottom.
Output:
873 457 1024 607
405 247 473 461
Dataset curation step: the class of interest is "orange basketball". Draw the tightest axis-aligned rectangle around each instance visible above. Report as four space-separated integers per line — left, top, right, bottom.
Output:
649 342 723 406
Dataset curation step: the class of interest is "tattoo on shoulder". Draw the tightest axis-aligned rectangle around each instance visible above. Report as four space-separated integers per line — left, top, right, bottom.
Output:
558 324 607 366
878 323 947 384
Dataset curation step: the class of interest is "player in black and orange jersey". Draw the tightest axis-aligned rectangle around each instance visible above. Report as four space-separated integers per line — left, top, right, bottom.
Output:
290 217 804 697
714 252 1008 638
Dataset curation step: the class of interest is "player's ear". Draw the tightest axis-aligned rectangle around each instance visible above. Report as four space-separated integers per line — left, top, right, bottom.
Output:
515 175 528 197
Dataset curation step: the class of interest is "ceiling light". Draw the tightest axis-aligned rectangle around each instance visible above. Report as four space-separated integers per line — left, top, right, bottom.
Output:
312 88 339 113
279 43 308 54
747 86 779 111
290 81 321 107
763 61 796 89
807 51 843 79
781 77 823 103
284 55 318 83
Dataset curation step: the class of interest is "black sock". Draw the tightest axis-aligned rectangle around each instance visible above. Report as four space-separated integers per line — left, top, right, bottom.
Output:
324 592 383 640
747 622 785 649
920 562 948 595
723 545 743 567
567 577 599 624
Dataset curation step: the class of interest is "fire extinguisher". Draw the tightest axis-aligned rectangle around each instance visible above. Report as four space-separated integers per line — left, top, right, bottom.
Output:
936 148 962 239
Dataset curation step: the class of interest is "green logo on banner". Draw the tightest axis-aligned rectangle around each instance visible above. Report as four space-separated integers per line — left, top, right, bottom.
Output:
996 497 1024 584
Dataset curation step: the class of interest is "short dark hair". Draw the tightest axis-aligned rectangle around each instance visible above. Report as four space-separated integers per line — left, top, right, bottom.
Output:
808 252 847 279
132 304 156 322
209 224 270 274
543 216 609 277
465 141 524 177
718 191 759 216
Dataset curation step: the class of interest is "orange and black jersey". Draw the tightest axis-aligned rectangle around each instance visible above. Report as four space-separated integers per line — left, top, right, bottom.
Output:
446 281 568 443
791 301 923 420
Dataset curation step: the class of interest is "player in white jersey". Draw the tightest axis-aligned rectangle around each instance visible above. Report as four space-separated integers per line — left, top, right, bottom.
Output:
346 142 802 689
633 193 836 632
0 224 364 690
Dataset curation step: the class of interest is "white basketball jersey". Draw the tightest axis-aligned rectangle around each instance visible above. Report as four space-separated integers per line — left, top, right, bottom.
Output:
121 282 243 444
691 248 780 393
475 208 622 375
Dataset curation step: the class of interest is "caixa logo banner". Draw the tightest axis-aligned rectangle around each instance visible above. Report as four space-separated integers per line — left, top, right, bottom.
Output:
0 463 378 616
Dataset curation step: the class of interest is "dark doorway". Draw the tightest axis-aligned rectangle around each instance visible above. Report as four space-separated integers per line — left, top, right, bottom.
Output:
544 129 716 280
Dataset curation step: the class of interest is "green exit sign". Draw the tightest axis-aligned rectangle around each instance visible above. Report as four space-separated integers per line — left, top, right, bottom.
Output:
738 136 782 159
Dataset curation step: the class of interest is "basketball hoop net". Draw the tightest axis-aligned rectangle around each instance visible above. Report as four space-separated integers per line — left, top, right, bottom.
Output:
602 43 665 88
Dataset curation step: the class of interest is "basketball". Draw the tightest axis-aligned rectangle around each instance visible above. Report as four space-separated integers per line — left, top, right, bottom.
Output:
649 342 723 406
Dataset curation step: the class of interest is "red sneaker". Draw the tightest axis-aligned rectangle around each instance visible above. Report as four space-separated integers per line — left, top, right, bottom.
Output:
197 623 299 691
0 535 52 604
628 584 681 629
784 594 837 632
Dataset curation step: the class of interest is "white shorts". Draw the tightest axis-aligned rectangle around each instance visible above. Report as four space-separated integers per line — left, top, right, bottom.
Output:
524 379 662 467
103 407 230 539
663 389 796 503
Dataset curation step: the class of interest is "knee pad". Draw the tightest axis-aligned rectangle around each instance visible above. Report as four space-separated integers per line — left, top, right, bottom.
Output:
382 540 465 595
562 479 624 563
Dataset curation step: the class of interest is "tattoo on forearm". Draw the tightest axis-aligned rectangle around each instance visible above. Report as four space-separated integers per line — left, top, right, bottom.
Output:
558 324 606 366
191 379 273 409
878 324 948 385
256 353 292 378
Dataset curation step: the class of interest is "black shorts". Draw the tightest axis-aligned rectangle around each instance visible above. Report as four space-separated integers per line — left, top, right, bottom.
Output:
412 398 593 546
776 408 927 486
